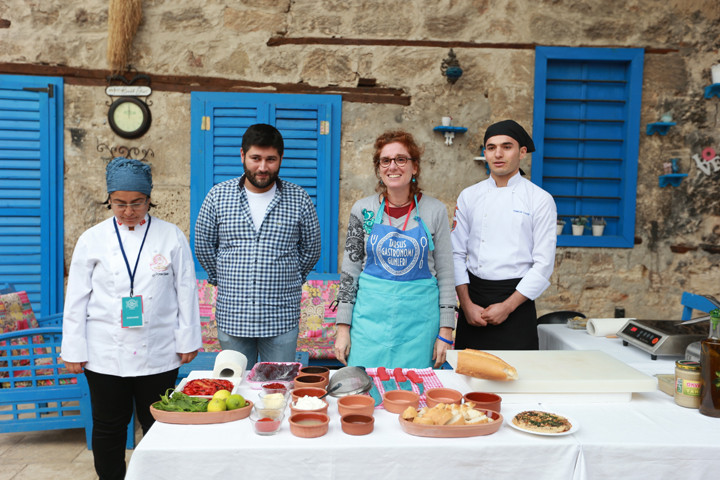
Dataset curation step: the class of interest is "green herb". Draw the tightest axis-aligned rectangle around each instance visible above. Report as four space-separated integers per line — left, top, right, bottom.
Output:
153 388 209 412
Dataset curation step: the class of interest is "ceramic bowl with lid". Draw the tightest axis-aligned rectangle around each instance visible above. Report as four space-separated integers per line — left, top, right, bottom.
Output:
288 412 330 438
382 390 420 414
424 388 463 408
341 414 374 435
337 394 375 417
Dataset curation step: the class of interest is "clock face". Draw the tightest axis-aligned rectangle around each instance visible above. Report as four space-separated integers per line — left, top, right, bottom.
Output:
113 101 144 132
108 97 151 139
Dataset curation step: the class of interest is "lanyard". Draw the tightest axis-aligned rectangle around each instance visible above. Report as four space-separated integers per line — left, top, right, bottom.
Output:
113 216 151 297
384 199 414 231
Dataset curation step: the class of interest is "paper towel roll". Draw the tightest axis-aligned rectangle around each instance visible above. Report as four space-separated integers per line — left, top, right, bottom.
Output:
212 349 248 379
586 318 635 337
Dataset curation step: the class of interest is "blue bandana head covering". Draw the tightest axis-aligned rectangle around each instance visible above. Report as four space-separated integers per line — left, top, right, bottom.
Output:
106 157 153 195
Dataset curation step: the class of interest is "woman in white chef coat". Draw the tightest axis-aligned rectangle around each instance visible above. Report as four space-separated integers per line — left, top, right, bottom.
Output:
61 157 201 480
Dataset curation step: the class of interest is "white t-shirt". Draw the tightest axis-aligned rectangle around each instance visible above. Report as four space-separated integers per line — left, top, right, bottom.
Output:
245 184 277 231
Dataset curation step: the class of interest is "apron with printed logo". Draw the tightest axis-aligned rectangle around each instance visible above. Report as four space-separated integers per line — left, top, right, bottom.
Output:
348 197 439 368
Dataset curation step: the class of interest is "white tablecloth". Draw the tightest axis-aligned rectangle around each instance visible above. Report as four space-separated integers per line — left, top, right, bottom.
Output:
126 365 720 480
537 324 679 376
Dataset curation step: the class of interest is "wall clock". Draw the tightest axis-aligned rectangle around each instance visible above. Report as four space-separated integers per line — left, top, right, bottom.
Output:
108 96 152 139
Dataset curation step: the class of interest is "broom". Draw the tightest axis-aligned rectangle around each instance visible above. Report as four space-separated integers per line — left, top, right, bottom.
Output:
107 0 143 74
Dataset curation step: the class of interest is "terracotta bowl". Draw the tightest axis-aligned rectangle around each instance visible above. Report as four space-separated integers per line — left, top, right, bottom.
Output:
424 388 463 408
291 387 327 403
341 414 374 435
298 366 330 380
463 392 502 413
288 412 330 438
337 394 375 417
290 398 329 416
294 374 329 390
382 390 420 414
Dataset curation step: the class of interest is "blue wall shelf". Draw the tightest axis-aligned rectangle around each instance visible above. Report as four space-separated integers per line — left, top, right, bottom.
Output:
704 83 720 99
646 122 676 136
433 126 468 134
658 173 688 187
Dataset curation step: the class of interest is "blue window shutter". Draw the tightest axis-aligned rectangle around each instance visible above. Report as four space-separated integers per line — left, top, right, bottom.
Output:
533 47 643 248
0 75 64 315
190 92 341 277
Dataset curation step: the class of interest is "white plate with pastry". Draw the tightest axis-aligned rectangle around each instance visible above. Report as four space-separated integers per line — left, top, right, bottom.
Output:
507 410 579 436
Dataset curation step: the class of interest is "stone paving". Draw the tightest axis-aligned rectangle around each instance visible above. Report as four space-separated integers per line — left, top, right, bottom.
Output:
0 427 139 480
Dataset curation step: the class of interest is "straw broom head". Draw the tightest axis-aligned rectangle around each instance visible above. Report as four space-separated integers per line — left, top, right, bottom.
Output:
107 0 143 74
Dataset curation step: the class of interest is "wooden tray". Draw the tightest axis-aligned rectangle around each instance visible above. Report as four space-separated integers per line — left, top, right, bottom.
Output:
150 400 253 425
398 410 503 438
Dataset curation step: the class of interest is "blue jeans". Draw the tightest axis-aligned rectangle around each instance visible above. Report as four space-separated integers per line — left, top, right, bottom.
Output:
217 325 299 369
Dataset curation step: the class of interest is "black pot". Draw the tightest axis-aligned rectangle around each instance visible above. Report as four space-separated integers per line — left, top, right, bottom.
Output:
537 310 586 325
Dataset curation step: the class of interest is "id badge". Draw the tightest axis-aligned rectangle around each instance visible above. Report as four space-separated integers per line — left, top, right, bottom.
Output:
121 295 144 328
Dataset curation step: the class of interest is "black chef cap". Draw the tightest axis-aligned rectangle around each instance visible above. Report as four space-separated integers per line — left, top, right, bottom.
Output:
483 120 535 153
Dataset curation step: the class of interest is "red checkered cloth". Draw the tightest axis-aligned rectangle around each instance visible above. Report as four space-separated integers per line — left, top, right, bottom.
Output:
365 367 444 409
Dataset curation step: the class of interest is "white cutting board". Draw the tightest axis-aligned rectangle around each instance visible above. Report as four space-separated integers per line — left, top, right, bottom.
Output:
445 350 657 396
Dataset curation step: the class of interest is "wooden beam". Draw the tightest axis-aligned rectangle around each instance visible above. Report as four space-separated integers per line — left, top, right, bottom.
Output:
266 36 678 54
0 62 410 105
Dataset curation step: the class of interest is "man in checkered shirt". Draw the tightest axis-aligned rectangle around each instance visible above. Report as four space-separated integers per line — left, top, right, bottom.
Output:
195 124 321 367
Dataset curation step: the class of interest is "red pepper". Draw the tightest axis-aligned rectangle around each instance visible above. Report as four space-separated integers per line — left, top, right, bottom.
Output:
262 382 287 390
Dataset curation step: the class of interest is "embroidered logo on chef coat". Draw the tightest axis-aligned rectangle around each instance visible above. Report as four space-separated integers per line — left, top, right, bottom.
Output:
375 231 420 276
149 254 169 272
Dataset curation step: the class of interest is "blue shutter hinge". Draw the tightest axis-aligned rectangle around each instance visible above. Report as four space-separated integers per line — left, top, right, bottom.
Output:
23 84 54 98
320 120 329 135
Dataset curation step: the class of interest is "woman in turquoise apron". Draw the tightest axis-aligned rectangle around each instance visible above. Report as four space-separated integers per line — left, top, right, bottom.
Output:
334 130 456 368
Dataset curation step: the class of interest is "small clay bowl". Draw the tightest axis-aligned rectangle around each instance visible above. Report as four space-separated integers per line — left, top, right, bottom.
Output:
290 397 329 416
337 394 375 417
288 412 330 438
341 414 374 436
294 374 329 390
424 388 463 408
382 390 420 414
298 366 330 380
463 392 502 412
291 387 327 403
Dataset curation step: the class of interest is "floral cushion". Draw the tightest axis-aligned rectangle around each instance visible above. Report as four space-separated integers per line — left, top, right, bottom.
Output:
195 279 340 359
0 291 39 333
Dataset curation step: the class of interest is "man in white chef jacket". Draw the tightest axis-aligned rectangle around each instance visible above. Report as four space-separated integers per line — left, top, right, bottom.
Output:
451 120 557 350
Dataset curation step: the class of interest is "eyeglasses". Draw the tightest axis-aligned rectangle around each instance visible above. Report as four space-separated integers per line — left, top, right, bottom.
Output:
109 199 148 210
379 155 412 168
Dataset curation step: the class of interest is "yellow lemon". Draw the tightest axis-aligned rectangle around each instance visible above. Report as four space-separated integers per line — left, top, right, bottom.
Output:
212 389 231 401
207 398 227 412
226 394 246 410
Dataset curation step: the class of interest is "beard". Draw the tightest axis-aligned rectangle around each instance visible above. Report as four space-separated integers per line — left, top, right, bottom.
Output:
244 167 279 190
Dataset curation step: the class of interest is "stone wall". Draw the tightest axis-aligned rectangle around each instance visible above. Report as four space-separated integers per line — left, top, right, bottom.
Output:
1 0 719 318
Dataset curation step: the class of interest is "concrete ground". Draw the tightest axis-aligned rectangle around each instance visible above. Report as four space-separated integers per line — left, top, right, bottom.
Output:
0 427 140 480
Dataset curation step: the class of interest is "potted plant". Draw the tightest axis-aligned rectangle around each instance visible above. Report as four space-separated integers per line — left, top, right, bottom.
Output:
591 217 606 236
556 218 566 235
571 217 588 236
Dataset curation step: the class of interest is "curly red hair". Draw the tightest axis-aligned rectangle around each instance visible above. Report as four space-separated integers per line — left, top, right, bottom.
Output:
372 129 423 199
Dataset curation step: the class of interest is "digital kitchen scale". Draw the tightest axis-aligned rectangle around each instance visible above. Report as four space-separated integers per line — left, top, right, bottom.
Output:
618 319 708 360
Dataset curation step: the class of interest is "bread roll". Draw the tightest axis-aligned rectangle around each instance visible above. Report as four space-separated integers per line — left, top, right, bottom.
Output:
456 349 518 381
401 406 418 420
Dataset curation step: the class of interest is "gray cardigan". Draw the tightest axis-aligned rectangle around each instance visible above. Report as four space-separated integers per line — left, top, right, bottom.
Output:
336 194 456 329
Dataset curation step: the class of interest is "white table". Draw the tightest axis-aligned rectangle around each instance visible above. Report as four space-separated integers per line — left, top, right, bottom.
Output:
126 368 720 480
537 324 679 376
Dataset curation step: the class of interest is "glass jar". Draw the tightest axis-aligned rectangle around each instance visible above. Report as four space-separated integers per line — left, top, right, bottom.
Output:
674 360 701 408
699 309 720 417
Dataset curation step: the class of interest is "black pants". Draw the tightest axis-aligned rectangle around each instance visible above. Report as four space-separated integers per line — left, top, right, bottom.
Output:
85 368 178 480
455 274 538 350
